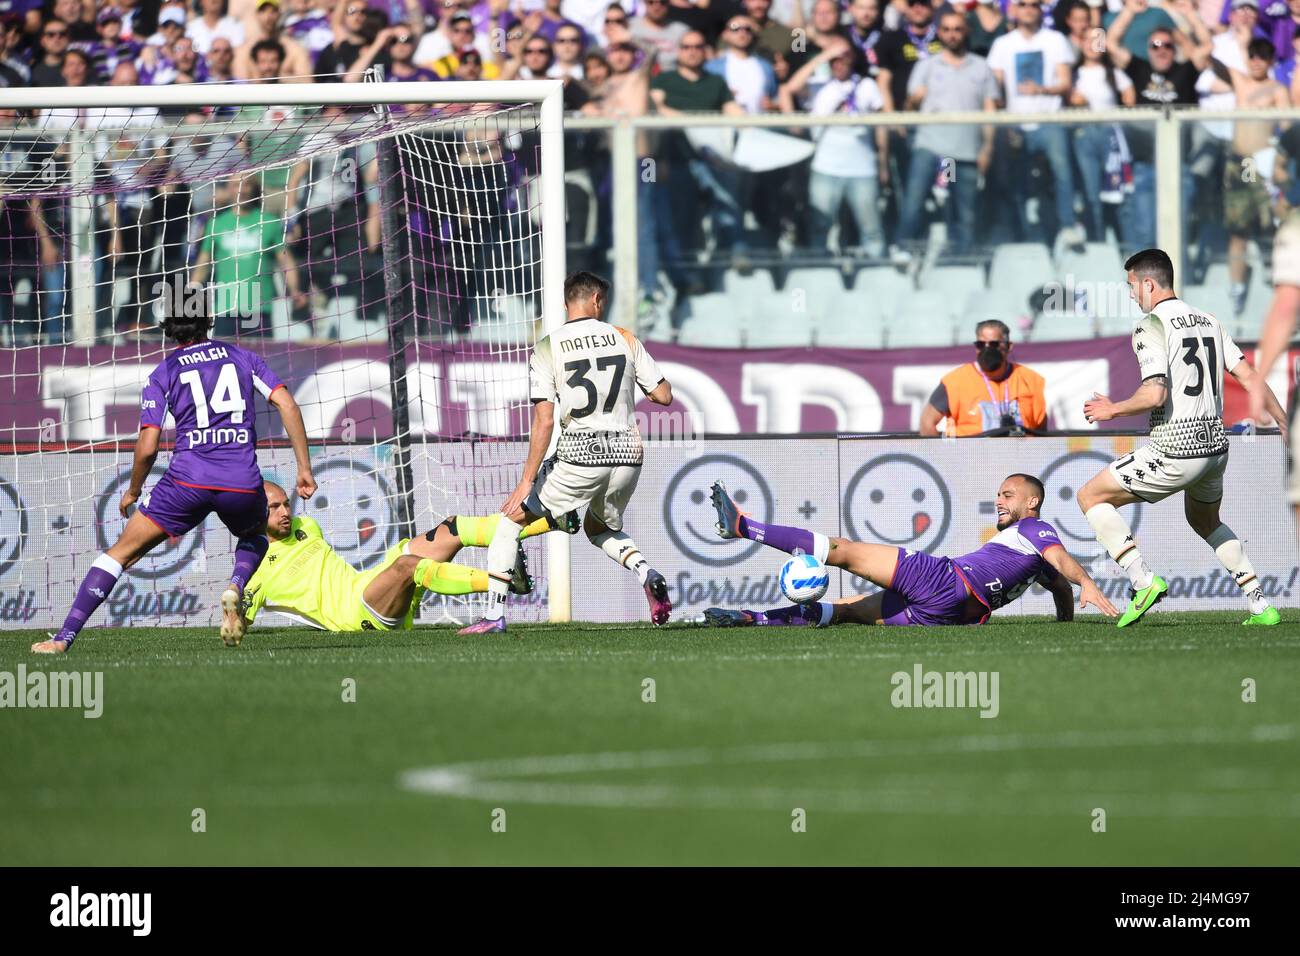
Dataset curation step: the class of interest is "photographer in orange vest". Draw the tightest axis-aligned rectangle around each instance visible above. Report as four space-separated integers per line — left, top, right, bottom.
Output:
919 320 1048 437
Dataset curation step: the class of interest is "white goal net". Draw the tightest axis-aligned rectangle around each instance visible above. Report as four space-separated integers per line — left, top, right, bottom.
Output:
0 80 569 631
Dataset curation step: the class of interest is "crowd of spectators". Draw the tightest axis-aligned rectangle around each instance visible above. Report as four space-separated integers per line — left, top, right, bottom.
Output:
0 0 1297 341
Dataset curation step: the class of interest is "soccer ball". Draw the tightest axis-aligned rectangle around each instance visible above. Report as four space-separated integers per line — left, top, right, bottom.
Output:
778 554 829 604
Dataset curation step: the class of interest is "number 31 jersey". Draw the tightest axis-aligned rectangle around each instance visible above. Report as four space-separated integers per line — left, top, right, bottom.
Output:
529 318 665 466
1132 298 1244 459
139 339 285 491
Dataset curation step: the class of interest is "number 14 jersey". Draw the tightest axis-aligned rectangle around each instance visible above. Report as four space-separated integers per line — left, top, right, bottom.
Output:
529 318 665 466
1132 298 1244 459
139 339 285 491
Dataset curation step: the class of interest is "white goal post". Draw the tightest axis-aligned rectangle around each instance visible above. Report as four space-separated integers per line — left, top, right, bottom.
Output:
0 80 573 625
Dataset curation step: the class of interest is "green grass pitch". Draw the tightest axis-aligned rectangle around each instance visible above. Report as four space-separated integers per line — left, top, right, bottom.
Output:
3 612 1298 866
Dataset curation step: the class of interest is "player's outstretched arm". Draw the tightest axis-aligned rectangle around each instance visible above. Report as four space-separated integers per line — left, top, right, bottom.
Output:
1044 545 1119 619
1230 358 1289 438
502 400 555 520
269 386 317 500
119 426 162 518
1083 377 1168 424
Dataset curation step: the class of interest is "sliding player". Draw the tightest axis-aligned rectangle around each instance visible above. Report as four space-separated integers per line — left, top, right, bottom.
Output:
460 270 675 634
705 474 1117 627
241 483 533 632
32 304 316 654
1077 248 1289 627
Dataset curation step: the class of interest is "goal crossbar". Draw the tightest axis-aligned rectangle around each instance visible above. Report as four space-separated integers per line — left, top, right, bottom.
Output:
0 80 565 111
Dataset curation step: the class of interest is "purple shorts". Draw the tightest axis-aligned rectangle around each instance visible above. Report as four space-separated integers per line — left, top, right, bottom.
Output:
138 470 268 539
880 548 982 627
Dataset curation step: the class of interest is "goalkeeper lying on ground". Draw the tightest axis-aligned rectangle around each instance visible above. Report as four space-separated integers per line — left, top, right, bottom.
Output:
242 482 565 633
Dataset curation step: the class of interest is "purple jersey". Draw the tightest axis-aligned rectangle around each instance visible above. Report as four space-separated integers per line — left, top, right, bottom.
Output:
392 65 440 83
139 340 284 492
285 12 334 57
950 517 1062 613
75 38 142 84
0 0 41 17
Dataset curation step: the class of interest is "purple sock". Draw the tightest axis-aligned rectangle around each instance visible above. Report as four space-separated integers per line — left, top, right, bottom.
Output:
739 517 816 556
55 555 123 646
753 604 821 627
229 535 269 592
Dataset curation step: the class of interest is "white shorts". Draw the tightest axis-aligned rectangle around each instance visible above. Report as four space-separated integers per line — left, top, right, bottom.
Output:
1109 444 1227 504
527 457 642 532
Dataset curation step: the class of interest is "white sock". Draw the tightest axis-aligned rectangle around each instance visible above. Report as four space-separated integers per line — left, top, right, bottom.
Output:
590 529 652 585
92 553 124 577
1085 503 1153 590
484 514 522 620
811 532 831 563
815 601 834 627
1206 524 1269 614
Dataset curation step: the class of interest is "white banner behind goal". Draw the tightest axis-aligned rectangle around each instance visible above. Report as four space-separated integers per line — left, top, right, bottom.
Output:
0 436 1294 631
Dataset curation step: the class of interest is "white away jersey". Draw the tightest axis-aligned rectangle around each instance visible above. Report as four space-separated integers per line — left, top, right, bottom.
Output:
1132 297 1244 458
529 318 664 466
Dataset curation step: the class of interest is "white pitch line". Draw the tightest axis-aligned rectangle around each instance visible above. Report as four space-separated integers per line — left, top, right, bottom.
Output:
6 639 1300 670
398 724 1300 818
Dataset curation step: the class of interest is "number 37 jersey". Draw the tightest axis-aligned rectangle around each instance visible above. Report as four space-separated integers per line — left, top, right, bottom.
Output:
139 339 285 491
529 318 665 466
1133 298 1244 459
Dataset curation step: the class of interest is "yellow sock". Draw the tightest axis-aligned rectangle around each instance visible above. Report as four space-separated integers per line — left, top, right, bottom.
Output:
519 515 552 539
455 515 498 548
456 513 551 546
414 559 487 595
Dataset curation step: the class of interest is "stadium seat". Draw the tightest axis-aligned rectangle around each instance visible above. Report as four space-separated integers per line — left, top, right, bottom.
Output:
1026 312 1093 342
1201 262 1231 290
1096 312 1138 337
1181 284 1238 328
989 243 1055 315
678 293 744 346
1193 263 1269 335
722 268 777 299
747 303 814 347
776 268 848 342
641 320 674 344
1244 273 1273 328
326 295 387 344
1055 242 1130 327
1057 242 1123 287
784 268 847 314
964 288 1027 329
466 296 538 345
721 268 777 327
918 265 986 304
888 291 962 347
814 302 885 348
849 267 912 315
